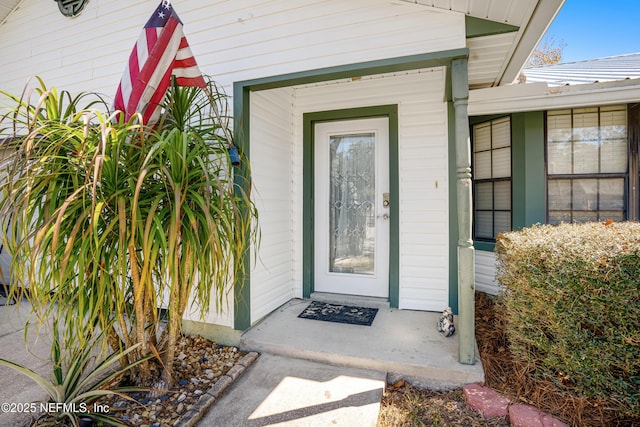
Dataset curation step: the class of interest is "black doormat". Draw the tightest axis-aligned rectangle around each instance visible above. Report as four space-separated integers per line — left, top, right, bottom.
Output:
297 301 378 326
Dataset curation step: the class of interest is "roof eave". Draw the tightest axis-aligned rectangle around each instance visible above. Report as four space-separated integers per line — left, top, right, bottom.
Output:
496 0 565 86
469 78 640 115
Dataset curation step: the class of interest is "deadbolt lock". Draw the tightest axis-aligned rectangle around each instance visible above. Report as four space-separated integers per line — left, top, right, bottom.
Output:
382 192 390 208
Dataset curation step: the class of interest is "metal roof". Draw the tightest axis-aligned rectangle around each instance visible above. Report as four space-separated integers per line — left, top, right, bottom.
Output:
523 53 640 86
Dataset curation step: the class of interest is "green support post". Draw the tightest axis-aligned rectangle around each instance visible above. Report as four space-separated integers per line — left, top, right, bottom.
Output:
451 58 475 365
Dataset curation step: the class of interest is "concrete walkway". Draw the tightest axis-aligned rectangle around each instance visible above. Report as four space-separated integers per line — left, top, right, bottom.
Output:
199 354 386 426
0 300 52 427
198 296 484 426
0 296 485 427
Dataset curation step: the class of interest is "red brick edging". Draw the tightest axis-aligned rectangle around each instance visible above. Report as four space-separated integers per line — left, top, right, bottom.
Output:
463 383 569 427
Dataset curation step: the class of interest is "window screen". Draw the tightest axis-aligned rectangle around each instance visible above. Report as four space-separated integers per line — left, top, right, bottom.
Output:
473 117 512 240
547 106 628 224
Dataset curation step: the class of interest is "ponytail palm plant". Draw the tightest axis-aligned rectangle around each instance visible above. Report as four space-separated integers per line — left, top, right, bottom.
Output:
0 77 256 387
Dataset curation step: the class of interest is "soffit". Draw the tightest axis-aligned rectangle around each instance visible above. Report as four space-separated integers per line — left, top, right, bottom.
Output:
400 0 565 88
0 0 20 25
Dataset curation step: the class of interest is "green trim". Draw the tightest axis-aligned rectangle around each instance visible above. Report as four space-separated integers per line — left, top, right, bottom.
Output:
522 112 546 226
511 114 527 231
474 241 496 252
465 16 519 39
239 49 469 92
232 48 471 325
233 84 251 331
470 111 547 254
303 105 400 307
447 102 458 313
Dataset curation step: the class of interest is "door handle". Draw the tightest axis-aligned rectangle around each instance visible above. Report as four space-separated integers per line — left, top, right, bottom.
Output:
377 213 389 220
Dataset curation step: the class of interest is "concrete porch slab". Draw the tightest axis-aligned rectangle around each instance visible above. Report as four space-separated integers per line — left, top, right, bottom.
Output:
240 298 484 390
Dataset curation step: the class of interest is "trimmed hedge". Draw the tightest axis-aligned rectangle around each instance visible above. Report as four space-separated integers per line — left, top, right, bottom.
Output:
495 222 640 419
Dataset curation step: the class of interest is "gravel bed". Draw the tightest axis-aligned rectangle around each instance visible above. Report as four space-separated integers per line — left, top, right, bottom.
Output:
96 335 246 426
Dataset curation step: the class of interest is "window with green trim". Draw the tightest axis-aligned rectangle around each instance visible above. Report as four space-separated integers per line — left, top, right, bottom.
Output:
472 116 512 241
546 106 628 224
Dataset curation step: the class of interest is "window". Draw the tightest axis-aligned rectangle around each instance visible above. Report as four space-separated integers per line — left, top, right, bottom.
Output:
472 117 512 241
546 106 627 224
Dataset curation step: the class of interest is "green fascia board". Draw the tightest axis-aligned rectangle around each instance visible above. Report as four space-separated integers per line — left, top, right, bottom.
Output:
302 105 400 308
465 16 519 38
238 48 469 93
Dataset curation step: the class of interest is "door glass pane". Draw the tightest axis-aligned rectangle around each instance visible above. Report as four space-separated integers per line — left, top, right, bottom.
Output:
329 133 375 275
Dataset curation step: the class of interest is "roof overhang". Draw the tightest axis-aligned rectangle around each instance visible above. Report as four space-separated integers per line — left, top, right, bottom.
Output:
401 0 565 89
469 78 640 116
0 0 22 25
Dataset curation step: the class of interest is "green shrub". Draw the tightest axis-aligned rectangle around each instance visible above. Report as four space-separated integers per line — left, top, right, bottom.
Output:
495 222 640 418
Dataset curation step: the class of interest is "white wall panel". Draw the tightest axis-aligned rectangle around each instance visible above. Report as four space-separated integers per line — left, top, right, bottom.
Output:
249 87 295 324
291 68 449 311
0 0 464 100
475 249 500 295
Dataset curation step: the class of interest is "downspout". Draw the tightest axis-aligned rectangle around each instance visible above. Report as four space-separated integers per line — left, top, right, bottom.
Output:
452 58 475 365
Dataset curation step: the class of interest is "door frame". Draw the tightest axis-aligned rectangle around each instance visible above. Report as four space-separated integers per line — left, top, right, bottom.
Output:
303 105 399 307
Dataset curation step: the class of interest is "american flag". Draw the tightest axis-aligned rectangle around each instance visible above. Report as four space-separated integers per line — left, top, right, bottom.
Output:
113 0 205 126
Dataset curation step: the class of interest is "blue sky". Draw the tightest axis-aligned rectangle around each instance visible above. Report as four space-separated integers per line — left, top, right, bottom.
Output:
543 0 640 63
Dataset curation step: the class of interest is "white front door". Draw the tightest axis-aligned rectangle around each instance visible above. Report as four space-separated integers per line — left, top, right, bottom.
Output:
314 117 390 298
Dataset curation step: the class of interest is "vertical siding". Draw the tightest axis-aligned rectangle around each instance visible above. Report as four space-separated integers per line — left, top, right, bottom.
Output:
250 88 296 323
475 249 500 295
0 0 464 99
291 68 450 311
397 71 450 311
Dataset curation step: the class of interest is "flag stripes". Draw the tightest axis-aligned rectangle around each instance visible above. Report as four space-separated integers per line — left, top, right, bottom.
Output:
114 1 205 126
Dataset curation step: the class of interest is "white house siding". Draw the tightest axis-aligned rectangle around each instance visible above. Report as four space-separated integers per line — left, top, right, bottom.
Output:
249 88 296 323
288 68 450 311
0 0 466 323
475 249 500 295
182 288 235 328
0 0 465 101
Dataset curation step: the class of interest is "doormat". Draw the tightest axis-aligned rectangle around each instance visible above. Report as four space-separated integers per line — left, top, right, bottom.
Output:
297 301 378 326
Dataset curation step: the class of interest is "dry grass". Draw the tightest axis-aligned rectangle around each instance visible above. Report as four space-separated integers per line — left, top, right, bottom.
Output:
378 380 508 427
